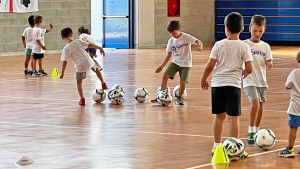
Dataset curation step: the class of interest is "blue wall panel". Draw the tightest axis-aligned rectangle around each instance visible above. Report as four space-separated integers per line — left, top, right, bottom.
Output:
215 0 300 42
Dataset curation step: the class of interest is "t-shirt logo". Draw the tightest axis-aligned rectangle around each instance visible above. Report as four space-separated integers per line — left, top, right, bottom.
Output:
251 49 266 59
172 43 189 51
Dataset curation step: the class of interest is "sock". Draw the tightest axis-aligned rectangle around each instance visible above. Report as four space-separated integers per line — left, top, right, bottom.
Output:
248 126 255 133
213 142 222 147
287 146 293 150
255 126 259 132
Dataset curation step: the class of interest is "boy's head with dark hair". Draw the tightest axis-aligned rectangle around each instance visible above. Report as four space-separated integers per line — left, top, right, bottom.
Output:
61 27 73 41
28 15 35 26
224 12 244 35
167 20 181 38
249 15 266 43
34 15 43 26
78 26 90 35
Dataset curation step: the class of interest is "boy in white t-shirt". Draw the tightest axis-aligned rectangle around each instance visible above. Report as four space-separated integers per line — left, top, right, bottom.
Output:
77 26 107 90
32 15 53 76
60 27 106 105
201 12 253 159
21 15 35 75
278 50 300 157
151 20 203 105
243 15 273 146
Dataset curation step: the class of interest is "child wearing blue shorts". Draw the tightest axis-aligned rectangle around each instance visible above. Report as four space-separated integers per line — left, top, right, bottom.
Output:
278 50 300 157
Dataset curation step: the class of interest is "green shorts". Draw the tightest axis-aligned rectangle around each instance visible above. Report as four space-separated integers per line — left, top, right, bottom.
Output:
25 48 33 55
165 62 191 83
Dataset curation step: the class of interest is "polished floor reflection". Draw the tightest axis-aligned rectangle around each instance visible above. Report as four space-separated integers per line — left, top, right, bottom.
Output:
0 46 300 169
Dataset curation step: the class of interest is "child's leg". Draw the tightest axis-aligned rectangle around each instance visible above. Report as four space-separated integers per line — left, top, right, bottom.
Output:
177 67 190 105
249 99 260 130
31 54 40 76
94 67 108 90
228 116 240 138
37 54 47 75
214 113 226 143
254 87 267 131
24 49 32 74
77 79 84 99
76 72 86 105
255 102 265 130
288 126 298 148
160 74 170 90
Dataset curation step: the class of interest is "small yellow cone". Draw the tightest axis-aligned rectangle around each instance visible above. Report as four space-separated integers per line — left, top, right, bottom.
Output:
51 68 60 78
211 144 230 164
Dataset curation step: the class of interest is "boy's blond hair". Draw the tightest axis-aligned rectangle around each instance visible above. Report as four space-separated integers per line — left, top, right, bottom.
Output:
250 15 266 26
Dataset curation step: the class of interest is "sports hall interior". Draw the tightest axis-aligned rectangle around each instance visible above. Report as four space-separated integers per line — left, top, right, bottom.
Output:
1 0 300 168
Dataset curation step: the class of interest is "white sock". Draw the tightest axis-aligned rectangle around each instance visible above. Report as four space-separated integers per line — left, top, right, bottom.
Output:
248 126 255 133
255 126 259 132
213 142 222 147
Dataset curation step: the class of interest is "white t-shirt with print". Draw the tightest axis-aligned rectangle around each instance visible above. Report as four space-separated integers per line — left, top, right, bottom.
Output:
166 32 197 67
242 39 273 88
286 68 300 116
210 39 253 88
22 27 34 49
60 39 95 73
32 27 46 54
79 33 96 44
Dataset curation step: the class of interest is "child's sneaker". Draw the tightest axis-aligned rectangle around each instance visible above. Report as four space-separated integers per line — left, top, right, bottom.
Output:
151 98 158 103
28 70 33 75
24 69 29 74
38 69 48 76
102 83 108 90
176 96 184 105
247 132 255 146
278 147 295 157
79 98 85 105
297 150 300 156
32 71 40 76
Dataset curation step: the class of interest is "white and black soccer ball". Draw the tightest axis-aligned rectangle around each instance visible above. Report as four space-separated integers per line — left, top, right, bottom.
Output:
134 88 149 103
156 86 171 97
157 89 172 106
108 88 124 105
172 85 187 98
111 85 125 94
92 89 106 103
254 128 276 150
223 137 245 157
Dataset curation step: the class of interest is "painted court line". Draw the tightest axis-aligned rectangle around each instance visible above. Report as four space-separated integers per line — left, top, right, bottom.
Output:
185 144 300 169
0 121 298 143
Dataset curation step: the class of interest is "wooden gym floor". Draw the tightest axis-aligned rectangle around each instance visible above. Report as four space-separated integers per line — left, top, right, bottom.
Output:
1 46 300 169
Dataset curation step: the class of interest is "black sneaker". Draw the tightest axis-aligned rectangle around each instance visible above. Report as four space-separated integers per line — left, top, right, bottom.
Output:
176 97 184 105
24 69 29 74
38 69 48 76
32 71 40 77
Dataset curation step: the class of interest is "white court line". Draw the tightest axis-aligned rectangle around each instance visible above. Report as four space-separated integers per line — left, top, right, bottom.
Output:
0 121 297 143
185 144 300 169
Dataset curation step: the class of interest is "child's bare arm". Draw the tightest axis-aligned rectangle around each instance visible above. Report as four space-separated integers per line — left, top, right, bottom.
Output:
155 52 172 73
36 39 46 50
195 39 203 51
201 58 217 90
46 23 53 33
60 61 67 79
22 36 26 48
88 44 105 56
242 61 253 79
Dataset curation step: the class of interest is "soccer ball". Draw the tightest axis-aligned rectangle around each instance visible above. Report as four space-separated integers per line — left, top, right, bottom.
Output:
134 88 149 103
92 89 106 103
254 128 276 150
111 85 125 94
223 137 245 157
156 86 171 97
157 89 172 106
172 85 187 98
108 88 124 105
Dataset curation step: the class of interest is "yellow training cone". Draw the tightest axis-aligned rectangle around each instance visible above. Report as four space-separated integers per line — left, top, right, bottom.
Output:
51 68 60 78
211 144 230 164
